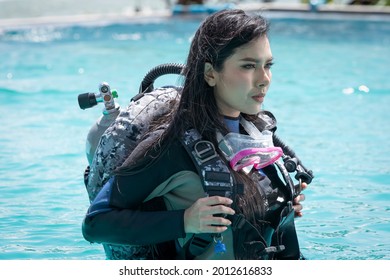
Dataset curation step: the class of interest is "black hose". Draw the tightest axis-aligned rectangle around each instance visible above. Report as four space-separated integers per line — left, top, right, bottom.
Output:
132 63 186 102
273 134 297 159
273 134 314 184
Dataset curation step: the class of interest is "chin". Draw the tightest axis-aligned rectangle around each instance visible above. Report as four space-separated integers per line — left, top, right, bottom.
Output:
242 107 262 115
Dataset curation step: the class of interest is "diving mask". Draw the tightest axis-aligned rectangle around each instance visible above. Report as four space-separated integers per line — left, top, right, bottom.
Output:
218 130 283 172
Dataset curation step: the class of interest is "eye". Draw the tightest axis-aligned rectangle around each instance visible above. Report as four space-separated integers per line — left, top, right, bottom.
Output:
241 64 256 70
265 62 274 69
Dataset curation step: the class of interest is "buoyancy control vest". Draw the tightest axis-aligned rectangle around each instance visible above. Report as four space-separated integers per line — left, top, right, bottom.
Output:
178 119 302 260
84 87 180 259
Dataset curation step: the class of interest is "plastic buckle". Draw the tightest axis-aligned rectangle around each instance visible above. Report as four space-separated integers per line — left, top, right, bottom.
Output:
194 140 217 163
263 245 285 254
256 245 286 259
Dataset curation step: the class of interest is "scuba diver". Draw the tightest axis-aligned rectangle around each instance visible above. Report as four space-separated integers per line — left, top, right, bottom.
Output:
80 9 313 260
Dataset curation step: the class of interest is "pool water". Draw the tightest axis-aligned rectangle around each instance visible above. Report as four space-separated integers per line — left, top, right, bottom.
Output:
0 13 389 260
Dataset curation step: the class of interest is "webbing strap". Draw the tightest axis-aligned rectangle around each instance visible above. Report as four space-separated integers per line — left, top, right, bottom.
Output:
181 129 234 198
272 202 301 260
180 129 236 258
179 233 214 259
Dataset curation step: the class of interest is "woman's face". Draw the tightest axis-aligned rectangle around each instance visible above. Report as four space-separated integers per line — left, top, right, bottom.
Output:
208 36 273 118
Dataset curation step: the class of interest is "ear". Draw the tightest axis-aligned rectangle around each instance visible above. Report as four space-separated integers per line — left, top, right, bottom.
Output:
204 62 216 87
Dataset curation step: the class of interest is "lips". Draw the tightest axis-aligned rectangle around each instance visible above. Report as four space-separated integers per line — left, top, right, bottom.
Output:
251 94 265 103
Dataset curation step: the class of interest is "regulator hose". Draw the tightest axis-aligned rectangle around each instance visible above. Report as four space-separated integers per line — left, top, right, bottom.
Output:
273 134 314 184
132 63 186 102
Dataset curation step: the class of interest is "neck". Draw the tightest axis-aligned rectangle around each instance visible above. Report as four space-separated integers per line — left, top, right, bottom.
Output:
223 115 240 133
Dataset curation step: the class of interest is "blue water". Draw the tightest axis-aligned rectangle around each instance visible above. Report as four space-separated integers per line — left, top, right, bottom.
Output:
0 13 389 260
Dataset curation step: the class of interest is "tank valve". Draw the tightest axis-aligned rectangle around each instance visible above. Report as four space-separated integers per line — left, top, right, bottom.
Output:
78 82 119 114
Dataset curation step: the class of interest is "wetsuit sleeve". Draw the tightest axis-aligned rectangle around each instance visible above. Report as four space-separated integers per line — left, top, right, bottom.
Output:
82 139 196 245
82 205 186 245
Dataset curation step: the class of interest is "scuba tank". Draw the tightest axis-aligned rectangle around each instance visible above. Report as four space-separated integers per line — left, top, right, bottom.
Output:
78 64 185 260
78 63 184 166
78 82 120 165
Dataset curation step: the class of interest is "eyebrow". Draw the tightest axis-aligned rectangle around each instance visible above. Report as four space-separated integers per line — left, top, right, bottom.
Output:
239 57 274 63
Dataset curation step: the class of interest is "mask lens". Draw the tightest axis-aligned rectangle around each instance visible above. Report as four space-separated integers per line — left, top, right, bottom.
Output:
218 132 283 172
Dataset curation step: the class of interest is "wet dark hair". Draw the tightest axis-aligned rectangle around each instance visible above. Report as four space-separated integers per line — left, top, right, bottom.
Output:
178 9 270 139
117 9 270 231
173 9 270 226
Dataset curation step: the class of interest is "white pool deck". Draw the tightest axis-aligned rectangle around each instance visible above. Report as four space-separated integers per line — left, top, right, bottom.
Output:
0 0 389 29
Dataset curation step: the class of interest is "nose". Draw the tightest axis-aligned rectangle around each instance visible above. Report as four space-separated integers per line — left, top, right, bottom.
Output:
256 68 271 89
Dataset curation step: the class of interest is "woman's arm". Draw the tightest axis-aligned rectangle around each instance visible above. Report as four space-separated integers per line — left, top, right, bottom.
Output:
82 139 194 245
82 205 186 245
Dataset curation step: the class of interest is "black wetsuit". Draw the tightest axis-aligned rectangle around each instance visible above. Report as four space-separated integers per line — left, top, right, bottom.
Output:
82 137 196 245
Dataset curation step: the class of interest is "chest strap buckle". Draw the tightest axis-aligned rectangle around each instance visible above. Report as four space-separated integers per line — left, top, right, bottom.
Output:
194 140 218 163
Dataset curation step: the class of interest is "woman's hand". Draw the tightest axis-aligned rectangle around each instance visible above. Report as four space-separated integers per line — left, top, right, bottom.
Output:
293 182 307 217
184 196 235 234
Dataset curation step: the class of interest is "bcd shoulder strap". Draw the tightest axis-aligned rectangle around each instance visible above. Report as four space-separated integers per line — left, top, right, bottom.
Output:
181 129 235 197
180 128 237 258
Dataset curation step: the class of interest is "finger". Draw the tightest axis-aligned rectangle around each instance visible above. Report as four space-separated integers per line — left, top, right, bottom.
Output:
209 216 232 227
293 204 302 211
294 194 305 204
208 204 235 216
199 217 231 233
205 196 233 206
301 182 308 191
204 225 229 233
294 211 303 218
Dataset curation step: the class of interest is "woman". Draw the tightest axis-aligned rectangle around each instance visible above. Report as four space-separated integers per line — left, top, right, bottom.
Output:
82 9 307 260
